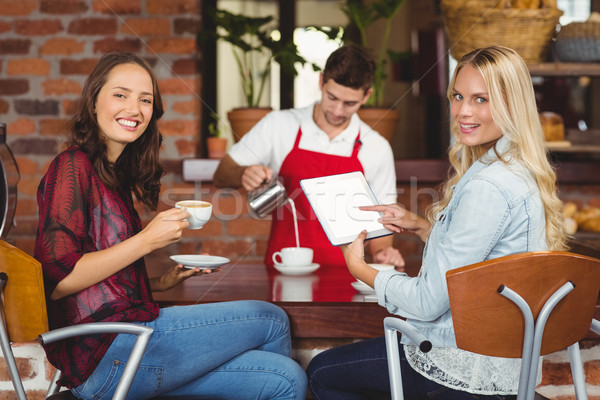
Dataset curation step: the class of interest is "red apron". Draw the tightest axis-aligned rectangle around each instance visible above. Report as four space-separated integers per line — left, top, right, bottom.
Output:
265 127 364 268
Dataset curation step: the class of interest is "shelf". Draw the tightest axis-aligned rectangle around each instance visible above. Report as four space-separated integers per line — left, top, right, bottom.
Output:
527 62 600 77
547 144 600 153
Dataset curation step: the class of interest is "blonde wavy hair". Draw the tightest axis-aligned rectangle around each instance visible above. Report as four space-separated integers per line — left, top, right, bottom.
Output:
427 46 567 251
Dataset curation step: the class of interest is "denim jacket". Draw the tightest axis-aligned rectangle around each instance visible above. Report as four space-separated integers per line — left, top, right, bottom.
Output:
374 136 547 347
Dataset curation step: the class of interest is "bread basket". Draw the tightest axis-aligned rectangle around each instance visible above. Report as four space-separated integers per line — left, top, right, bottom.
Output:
441 0 563 64
555 17 600 62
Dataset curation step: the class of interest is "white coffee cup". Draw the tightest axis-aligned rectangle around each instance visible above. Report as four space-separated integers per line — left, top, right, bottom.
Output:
272 247 313 267
175 200 212 229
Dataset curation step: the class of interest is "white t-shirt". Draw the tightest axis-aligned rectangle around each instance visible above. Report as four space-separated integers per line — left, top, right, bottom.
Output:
228 103 397 204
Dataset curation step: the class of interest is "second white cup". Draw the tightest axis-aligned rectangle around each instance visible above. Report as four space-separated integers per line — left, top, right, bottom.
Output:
175 200 212 229
272 247 313 267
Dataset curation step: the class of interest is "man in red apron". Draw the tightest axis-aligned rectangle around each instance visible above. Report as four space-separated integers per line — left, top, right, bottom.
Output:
214 45 403 269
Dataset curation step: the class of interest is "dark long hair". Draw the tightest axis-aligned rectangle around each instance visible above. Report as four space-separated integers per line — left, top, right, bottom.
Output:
66 52 164 210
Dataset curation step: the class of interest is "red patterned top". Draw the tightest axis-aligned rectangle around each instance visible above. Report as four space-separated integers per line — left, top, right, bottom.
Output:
34 147 159 388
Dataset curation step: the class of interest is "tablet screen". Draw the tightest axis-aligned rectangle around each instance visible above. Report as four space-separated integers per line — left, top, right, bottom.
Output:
300 171 393 246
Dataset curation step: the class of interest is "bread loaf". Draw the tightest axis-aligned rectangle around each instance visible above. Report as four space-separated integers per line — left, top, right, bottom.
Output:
540 111 565 141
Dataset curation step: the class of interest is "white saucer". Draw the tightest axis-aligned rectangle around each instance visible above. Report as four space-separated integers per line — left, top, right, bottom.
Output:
170 255 230 269
368 263 394 271
351 280 375 295
273 263 320 276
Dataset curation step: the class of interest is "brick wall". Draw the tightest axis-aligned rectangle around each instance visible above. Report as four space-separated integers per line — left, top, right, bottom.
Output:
0 0 202 256
1 0 600 398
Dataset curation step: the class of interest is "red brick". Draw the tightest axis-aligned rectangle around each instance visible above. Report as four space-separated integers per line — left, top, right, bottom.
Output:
201 239 255 259
60 58 99 75
22 390 47 400
0 356 35 380
41 0 88 14
540 360 573 386
0 20 10 33
147 0 200 15
14 99 59 115
174 139 198 157
172 58 200 75
68 18 117 35
147 38 196 55
0 0 37 16
7 118 36 135
14 157 38 175
173 100 200 116
7 59 51 76
11 218 39 237
16 179 40 197
159 120 197 136
14 19 63 35
255 239 269 258
171 241 198 256
121 18 170 36
158 78 199 95
210 190 250 216
15 198 40 217
0 99 9 114
63 99 79 115
227 217 271 236
584 359 600 383
92 0 141 14
0 39 32 54
42 78 81 95
181 219 223 237
174 17 200 35
40 119 69 136
40 38 84 55
92 37 142 54
10 137 58 155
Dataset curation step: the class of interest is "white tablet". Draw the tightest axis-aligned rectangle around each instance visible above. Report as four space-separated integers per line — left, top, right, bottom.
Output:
300 171 393 246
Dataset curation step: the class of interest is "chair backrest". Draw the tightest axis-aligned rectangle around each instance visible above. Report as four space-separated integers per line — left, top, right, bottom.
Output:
0 240 48 342
447 251 600 358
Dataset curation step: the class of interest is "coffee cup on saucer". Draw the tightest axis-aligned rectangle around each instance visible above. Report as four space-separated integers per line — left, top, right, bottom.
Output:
272 247 313 267
175 200 212 229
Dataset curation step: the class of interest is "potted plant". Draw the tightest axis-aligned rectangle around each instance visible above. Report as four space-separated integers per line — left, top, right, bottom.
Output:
206 112 228 159
340 0 407 144
200 8 319 142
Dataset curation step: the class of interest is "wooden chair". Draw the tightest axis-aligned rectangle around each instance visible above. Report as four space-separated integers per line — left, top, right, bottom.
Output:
0 240 154 400
384 251 600 400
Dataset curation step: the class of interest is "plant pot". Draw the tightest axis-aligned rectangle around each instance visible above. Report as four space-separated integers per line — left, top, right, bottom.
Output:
227 107 272 142
357 107 400 145
207 137 228 159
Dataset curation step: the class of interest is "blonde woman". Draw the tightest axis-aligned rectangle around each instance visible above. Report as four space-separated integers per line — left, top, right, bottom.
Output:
307 46 566 399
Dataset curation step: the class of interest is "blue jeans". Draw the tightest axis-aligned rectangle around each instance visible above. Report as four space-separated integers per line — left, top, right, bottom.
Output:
307 336 516 400
72 300 307 400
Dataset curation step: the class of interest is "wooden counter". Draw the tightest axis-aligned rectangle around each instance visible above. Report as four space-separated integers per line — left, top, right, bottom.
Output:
147 254 600 340
147 260 422 339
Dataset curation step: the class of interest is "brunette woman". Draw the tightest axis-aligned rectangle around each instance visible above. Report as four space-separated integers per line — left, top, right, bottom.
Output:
35 52 306 400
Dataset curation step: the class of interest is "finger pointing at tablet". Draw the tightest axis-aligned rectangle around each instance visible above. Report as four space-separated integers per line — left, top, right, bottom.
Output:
360 204 432 241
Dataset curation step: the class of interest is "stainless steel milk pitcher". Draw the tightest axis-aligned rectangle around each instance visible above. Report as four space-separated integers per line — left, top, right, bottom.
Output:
247 177 288 218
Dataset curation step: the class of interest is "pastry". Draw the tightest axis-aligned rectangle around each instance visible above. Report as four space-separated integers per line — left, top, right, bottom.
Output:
539 111 565 142
563 201 577 218
580 215 600 232
564 217 578 235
